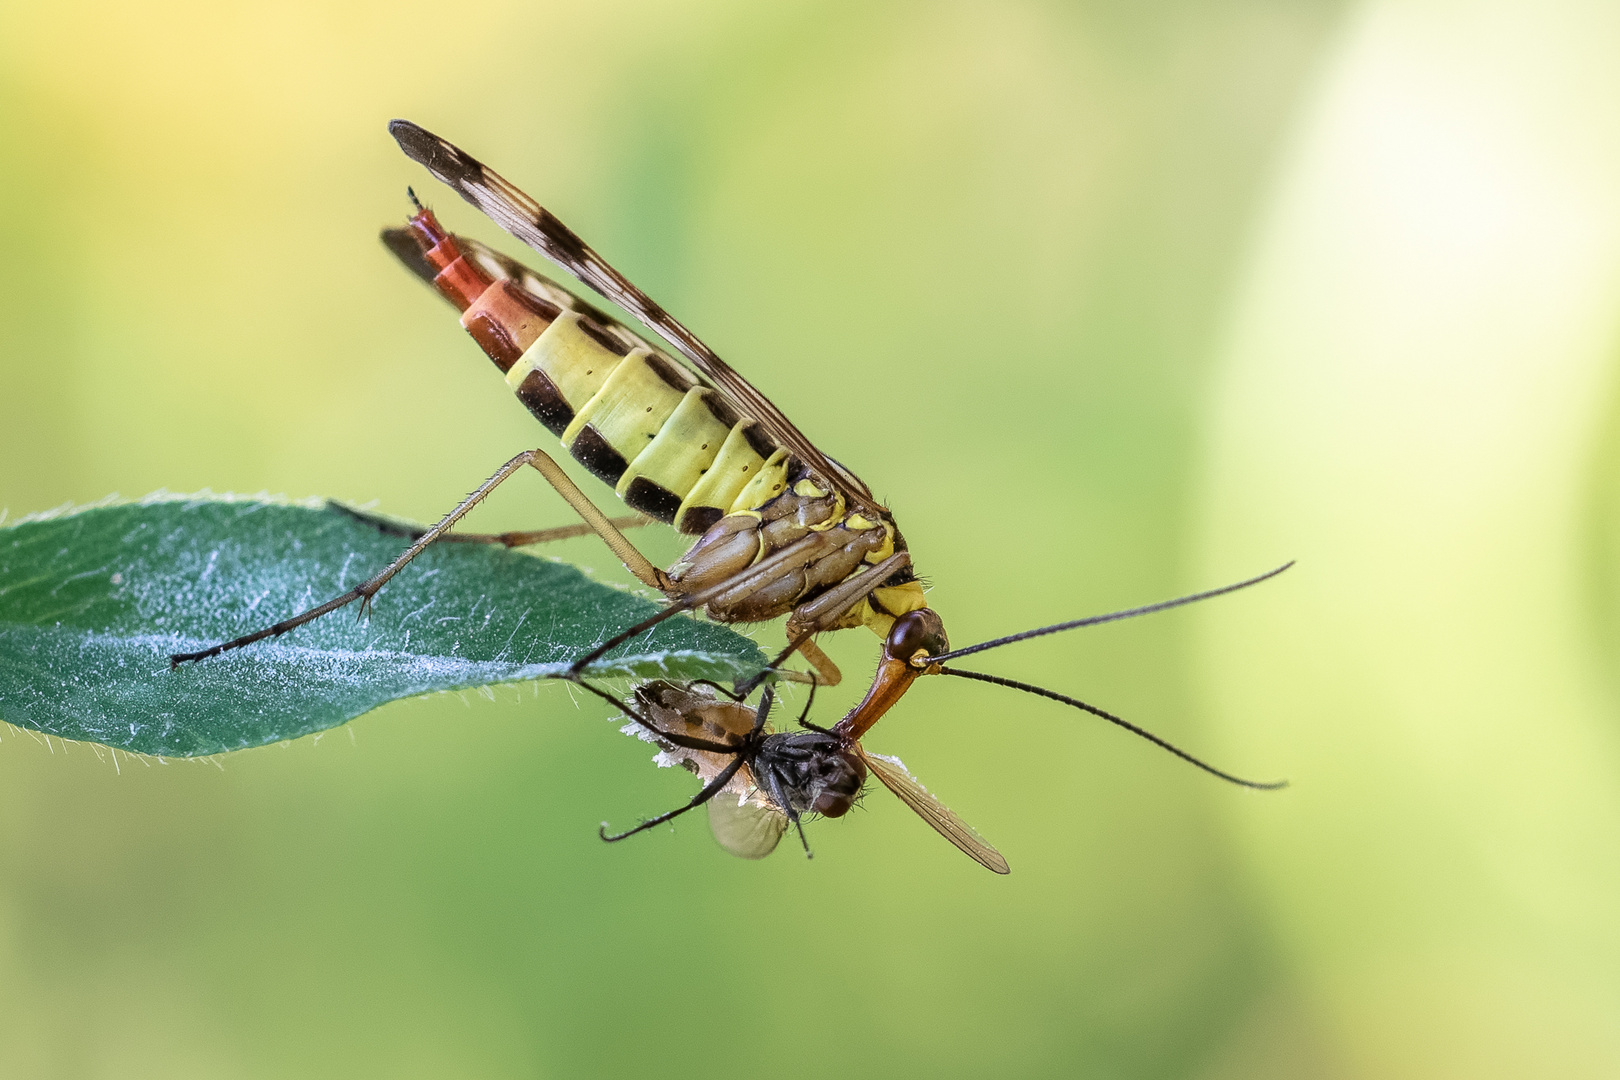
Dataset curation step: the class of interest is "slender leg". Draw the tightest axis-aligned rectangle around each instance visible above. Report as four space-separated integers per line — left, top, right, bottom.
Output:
599 687 776 843
565 532 844 677
170 448 668 666
790 638 841 688
751 687 776 734
783 552 912 638
521 450 670 590
734 552 914 696
599 756 747 842
794 680 819 727
753 748 814 858
330 502 653 548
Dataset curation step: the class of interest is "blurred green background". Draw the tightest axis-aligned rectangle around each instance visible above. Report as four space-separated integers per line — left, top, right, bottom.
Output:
4 0 1620 1076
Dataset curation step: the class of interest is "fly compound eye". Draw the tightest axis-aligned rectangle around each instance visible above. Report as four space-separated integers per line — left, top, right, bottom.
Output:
886 609 949 664
811 750 867 818
813 789 857 817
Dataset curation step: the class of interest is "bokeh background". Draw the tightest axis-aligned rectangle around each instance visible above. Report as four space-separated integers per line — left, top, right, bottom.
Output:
3 0 1619 1076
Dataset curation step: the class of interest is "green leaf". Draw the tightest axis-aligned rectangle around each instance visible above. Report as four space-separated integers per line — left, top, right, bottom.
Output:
0 495 767 757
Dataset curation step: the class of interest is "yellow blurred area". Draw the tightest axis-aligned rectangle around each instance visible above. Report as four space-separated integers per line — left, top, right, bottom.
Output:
3 0 1618 1076
1199 2 1620 1077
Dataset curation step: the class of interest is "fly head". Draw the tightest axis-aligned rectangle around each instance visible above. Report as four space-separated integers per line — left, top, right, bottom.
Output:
752 732 868 819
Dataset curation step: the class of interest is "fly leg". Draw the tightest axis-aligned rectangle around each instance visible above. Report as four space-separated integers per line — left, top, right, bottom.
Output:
599 688 773 843
754 749 814 858
329 501 653 548
599 756 748 842
170 448 671 666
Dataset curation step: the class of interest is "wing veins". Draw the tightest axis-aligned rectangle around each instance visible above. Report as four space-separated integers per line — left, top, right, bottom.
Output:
390 119 879 511
859 747 1009 874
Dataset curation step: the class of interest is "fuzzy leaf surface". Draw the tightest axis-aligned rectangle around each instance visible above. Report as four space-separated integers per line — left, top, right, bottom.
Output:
0 497 765 756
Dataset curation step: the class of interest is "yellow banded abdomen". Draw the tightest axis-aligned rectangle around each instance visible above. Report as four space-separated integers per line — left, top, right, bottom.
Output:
504 309 627 436
730 448 792 515
676 422 771 534
488 284 795 532
560 349 694 516
617 388 732 525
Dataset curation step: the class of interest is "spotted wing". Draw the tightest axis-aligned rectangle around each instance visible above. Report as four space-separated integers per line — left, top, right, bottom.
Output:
707 794 788 859
858 746 1009 874
389 119 880 513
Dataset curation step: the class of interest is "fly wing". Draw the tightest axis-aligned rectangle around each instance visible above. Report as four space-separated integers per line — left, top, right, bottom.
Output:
389 119 880 512
707 794 788 859
857 746 1009 874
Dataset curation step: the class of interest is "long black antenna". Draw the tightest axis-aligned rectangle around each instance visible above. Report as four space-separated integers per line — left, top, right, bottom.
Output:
938 665 1286 790
926 562 1293 665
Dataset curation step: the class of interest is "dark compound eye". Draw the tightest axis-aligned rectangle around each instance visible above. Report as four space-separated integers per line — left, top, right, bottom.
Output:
813 788 857 817
811 750 867 818
886 609 949 662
